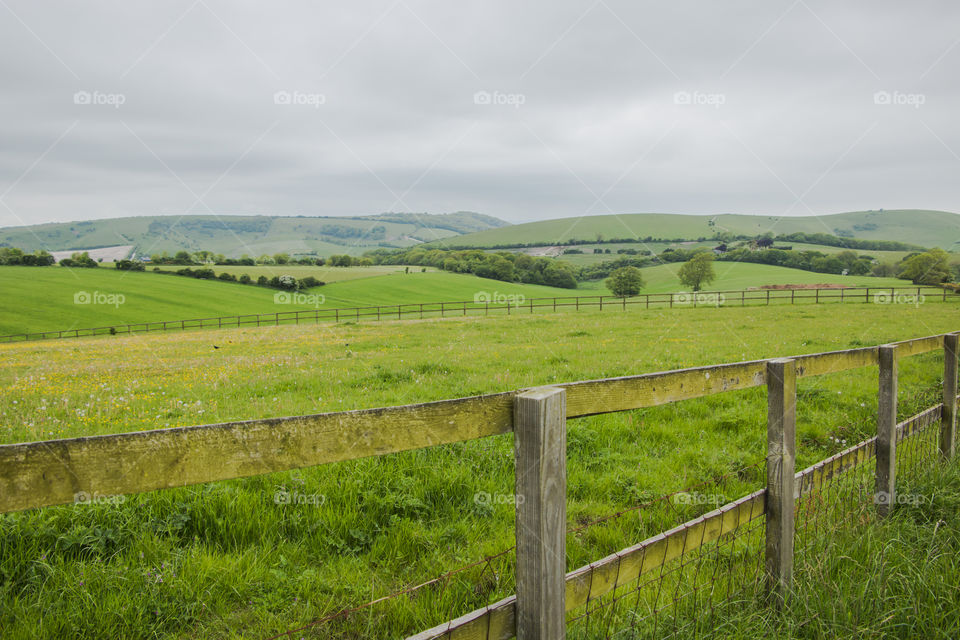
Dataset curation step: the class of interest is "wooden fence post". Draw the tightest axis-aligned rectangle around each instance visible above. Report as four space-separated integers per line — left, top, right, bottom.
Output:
514 387 567 640
766 358 796 607
876 344 898 517
941 333 959 459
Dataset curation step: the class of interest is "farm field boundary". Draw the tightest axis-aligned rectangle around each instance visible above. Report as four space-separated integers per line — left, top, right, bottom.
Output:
1 331 957 638
0 285 953 344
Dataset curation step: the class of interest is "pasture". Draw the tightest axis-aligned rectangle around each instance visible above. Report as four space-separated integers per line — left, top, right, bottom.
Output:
1 303 957 638
574 261 907 293
147 264 434 282
0 268 566 336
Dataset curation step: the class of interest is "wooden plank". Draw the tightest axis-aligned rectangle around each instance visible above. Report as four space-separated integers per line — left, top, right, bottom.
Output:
792 347 877 378
408 402 942 640
0 392 515 514
406 595 516 640
4 335 956 515
765 358 796 606
876 345 898 517
412 488 766 640
894 334 944 358
943 333 959 459
562 360 767 417
795 439 875 500
514 387 566 640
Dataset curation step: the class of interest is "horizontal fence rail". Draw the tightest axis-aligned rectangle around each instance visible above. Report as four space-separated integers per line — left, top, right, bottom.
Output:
1 330 956 640
0 333 950 513
0 285 953 344
409 402 950 640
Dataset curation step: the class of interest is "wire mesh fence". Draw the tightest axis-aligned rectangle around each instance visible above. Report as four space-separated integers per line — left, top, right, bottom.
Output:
561 401 949 640
259 401 951 640
565 485 766 640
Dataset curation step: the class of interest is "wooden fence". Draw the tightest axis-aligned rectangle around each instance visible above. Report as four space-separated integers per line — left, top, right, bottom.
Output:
0 331 957 638
0 285 953 344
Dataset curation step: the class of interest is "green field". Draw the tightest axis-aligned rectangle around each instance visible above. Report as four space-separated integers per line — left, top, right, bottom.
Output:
576 261 908 293
550 241 919 267
0 267 574 336
1 303 957 638
149 264 436 283
443 210 960 250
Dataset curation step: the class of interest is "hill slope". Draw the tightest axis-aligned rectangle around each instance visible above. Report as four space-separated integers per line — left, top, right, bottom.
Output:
441 210 960 250
0 267 564 335
576 261 906 293
0 212 508 258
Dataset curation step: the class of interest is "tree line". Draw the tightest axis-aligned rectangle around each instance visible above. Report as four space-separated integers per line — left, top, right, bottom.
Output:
361 247 578 288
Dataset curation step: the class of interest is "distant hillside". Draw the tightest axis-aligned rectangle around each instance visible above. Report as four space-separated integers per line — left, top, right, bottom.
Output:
0 211 508 258
438 210 960 251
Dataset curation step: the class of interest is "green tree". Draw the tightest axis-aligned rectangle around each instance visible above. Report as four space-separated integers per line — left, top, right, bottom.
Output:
542 262 577 289
605 266 644 297
872 262 897 278
677 252 716 291
898 249 951 284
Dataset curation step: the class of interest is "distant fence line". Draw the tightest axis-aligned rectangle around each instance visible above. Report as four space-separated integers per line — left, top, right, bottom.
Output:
0 285 954 344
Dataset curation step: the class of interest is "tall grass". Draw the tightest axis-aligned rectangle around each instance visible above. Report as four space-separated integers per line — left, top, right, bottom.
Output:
0 304 957 638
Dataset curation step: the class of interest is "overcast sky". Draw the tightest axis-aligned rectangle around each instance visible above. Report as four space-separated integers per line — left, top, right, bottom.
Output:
1 1 959 228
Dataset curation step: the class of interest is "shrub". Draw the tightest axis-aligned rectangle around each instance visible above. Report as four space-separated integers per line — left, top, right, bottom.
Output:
59 252 98 268
115 260 145 271
605 266 645 297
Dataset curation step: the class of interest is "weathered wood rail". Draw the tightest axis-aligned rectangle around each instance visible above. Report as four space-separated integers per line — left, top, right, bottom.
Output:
0 331 957 639
0 333 946 514
0 285 952 344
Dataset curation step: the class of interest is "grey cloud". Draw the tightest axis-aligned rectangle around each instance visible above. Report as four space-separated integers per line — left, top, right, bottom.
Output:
1 0 959 228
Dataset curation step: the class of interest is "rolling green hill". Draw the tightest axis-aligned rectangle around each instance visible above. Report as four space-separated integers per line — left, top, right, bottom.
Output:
0 267 568 336
576 261 907 294
440 210 960 251
0 211 507 259
149 264 436 283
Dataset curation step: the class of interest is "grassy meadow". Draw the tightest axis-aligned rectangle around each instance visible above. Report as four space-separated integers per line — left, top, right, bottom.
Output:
1 302 958 638
0 267 570 336
552 241 917 266
148 264 436 282
575 261 909 293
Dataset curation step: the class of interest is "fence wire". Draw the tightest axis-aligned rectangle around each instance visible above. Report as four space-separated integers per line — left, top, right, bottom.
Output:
567 403 946 640
262 402 948 639
565 464 767 640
